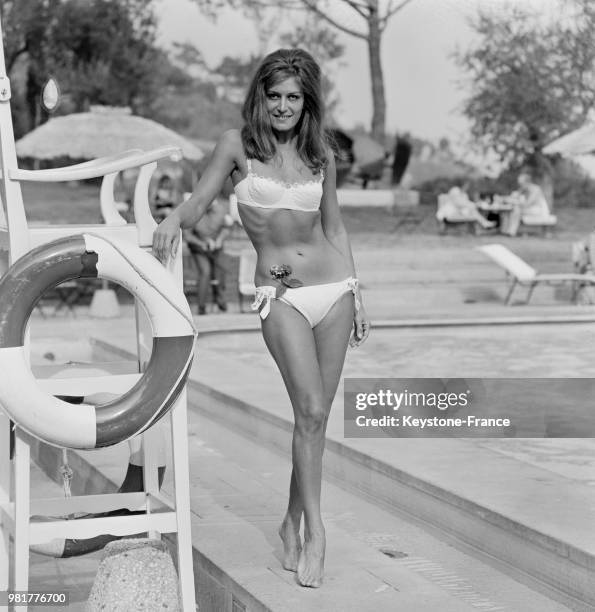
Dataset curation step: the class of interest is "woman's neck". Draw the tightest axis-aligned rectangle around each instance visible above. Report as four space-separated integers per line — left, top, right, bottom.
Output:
273 128 296 146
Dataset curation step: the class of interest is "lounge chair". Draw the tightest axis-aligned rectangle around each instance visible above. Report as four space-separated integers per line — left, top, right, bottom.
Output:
437 193 482 235
476 243 595 305
238 248 257 312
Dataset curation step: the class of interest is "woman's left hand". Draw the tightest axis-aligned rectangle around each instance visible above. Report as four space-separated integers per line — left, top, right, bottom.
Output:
350 304 370 348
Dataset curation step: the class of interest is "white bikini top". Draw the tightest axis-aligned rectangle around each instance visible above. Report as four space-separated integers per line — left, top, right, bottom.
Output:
234 159 324 212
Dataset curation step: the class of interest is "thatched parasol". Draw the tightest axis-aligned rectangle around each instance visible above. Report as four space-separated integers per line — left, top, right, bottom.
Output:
571 154 595 180
543 123 595 156
543 123 595 182
16 106 204 161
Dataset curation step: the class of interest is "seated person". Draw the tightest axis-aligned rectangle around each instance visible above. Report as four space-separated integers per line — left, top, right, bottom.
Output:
183 197 233 315
504 172 554 236
437 183 496 229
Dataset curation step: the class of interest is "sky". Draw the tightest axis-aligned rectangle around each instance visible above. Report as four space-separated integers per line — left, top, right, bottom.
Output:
154 0 562 147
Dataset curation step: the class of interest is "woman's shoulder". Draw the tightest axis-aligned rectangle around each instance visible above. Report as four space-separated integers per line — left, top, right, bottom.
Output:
212 129 246 169
216 129 244 153
322 143 335 168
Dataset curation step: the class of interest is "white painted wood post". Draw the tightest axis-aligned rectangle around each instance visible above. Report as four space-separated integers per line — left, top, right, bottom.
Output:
0 414 10 592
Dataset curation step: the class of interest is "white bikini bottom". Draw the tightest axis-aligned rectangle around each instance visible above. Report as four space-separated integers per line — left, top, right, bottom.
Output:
252 277 360 328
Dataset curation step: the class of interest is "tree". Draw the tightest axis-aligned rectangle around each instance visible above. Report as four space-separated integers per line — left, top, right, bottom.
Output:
0 0 62 133
0 0 165 133
206 16 345 116
456 0 595 202
46 0 162 114
192 0 415 141
197 9 346 116
213 53 264 94
0 1 61 73
171 41 208 79
152 44 243 141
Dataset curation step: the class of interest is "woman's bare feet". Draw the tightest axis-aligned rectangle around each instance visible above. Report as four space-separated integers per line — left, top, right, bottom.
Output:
297 527 325 587
279 515 302 571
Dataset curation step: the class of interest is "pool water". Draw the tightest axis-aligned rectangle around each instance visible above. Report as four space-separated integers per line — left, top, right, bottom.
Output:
346 323 595 378
195 322 595 480
197 322 595 379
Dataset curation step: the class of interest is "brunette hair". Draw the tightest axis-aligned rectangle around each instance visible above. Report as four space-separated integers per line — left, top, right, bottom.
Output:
241 48 328 172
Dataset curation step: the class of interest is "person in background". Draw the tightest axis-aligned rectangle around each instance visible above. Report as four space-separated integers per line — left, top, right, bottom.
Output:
153 174 180 221
504 171 551 236
439 181 496 229
391 131 412 186
183 197 232 314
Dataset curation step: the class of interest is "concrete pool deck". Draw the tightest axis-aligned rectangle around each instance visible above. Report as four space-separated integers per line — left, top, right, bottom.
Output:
27 394 578 612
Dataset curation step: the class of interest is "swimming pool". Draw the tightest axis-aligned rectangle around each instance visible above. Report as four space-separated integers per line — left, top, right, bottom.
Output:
196 321 595 379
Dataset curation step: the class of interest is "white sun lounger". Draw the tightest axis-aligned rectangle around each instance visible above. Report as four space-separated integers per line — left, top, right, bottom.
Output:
476 243 595 304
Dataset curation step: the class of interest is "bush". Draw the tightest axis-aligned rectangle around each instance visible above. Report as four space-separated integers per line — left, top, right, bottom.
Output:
416 157 595 209
416 177 466 206
551 158 595 208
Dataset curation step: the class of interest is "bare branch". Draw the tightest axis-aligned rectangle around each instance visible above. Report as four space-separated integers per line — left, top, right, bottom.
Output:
298 0 368 39
195 0 370 36
342 0 369 19
225 0 304 9
380 0 415 30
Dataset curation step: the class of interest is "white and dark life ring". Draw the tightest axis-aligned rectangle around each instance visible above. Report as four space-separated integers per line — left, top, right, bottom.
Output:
0 233 196 449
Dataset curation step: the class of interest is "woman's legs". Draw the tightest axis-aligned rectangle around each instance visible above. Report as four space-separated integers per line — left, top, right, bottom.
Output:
283 291 355 544
191 250 211 314
297 293 354 586
314 292 356 424
281 468 303 569
261 292 354 586
210 248 228 311
261 302 323 579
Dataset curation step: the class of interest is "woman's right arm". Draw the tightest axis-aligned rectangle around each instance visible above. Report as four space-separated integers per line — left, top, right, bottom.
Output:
152 129 239 262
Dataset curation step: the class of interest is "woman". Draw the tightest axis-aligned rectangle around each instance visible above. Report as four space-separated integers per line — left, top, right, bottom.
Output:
153 48 370 588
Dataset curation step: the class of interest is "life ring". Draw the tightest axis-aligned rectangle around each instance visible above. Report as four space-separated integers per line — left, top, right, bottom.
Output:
0 233 196 449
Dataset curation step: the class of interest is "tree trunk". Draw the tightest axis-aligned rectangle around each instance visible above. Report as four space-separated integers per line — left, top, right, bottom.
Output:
367 4 385 143
25 65 40 130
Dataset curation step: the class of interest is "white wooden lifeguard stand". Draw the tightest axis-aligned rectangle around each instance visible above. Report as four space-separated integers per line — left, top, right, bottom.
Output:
0 15 196 612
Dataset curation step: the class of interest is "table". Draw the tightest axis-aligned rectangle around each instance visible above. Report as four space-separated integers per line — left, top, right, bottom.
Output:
477 201 514 232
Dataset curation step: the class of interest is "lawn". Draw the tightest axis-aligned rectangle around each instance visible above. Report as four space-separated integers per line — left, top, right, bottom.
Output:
20 181 595 243
22 181 103 225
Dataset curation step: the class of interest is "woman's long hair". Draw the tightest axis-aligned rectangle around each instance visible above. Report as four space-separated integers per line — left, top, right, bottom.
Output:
241 48 329 172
